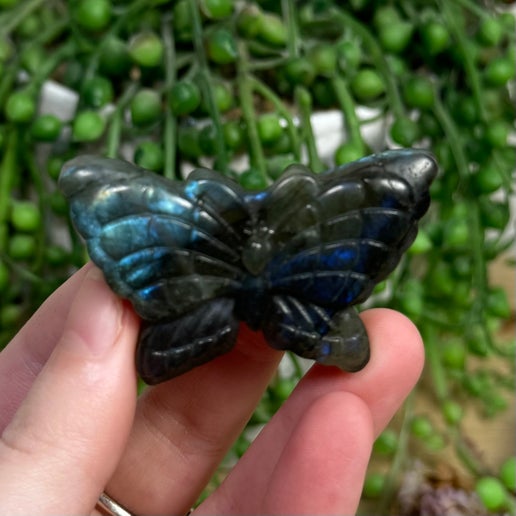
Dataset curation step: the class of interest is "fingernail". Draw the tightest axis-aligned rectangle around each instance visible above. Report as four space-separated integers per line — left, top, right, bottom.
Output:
65 266 123 356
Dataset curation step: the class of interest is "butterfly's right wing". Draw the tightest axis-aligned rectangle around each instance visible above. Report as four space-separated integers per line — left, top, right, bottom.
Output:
260 150 437 370
59 156 249 382
262 297 369 372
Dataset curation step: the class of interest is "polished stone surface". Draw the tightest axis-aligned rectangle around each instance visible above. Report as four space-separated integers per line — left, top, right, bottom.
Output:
60 149 437 384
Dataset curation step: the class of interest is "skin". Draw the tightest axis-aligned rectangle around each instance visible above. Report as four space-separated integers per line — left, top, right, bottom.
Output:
0 263 424 515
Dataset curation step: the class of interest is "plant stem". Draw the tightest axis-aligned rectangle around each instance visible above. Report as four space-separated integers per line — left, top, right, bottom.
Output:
0 128 18 252
248 56 289 71
331 74 364 149
0 0 47 37
105 82 139 158
282 0 299 58
25 152 46 273
422 322 448 402
375 394 414 515
431 87 469 181
440 0 486 121
451 427 488 477
288 352 304 380
294 86 324 173
452 0 491 22
27 41 76 92
441 0 513 190
188 0 229 173
236 46 267 180
162 15 177 180
0 255 44 284
82 0 152 85
432 84 491 342
331 7 405 119
22 16 69 53
248 76 301 161
0 60 17 111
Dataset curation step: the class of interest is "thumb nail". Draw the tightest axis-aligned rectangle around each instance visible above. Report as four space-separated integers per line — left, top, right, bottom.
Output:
64 266 123 356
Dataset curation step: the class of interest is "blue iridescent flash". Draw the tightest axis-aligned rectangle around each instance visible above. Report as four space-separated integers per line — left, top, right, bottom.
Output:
59 149 437 384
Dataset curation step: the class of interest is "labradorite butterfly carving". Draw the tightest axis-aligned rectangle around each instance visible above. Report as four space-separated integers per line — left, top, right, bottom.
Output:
59 149 437 385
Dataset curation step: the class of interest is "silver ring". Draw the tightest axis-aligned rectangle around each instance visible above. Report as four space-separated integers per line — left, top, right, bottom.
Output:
96 492 135 516
96 491 194 516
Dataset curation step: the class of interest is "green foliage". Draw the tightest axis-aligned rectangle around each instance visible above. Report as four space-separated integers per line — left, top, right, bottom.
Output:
0 0 514 513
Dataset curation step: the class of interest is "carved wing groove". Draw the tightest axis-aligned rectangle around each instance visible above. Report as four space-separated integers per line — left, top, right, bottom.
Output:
59 150 438 383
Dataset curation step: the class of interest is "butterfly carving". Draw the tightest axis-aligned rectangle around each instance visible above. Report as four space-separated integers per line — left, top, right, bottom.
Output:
59 149 437 384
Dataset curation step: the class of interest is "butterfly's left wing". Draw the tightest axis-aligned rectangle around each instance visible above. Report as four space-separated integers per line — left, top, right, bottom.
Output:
260 149 438 370
59 156 249 383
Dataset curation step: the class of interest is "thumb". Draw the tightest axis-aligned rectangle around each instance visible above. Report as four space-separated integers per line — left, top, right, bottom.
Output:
0 266 139 515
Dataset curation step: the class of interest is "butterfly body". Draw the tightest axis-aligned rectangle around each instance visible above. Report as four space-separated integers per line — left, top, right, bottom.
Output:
60 150 437 384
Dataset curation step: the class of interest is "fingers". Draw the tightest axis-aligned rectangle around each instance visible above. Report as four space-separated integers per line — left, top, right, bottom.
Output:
198 392 374 516
278 308 425 436
105 324 284 516
0 267 139 515
105 308 423 515
261 393 373 516
1 268 424 516
0 264 91 431
196 308 423 515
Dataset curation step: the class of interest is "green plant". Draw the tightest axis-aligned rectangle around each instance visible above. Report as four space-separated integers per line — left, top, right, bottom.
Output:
0 0 514 513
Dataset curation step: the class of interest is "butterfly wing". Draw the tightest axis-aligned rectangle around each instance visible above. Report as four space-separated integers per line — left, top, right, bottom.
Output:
262 297 370 372
137 297 239 384
59 156 249 381
259 149 437 369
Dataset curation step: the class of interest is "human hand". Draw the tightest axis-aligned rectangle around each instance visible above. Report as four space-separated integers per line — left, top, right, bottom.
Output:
0 264 424 515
